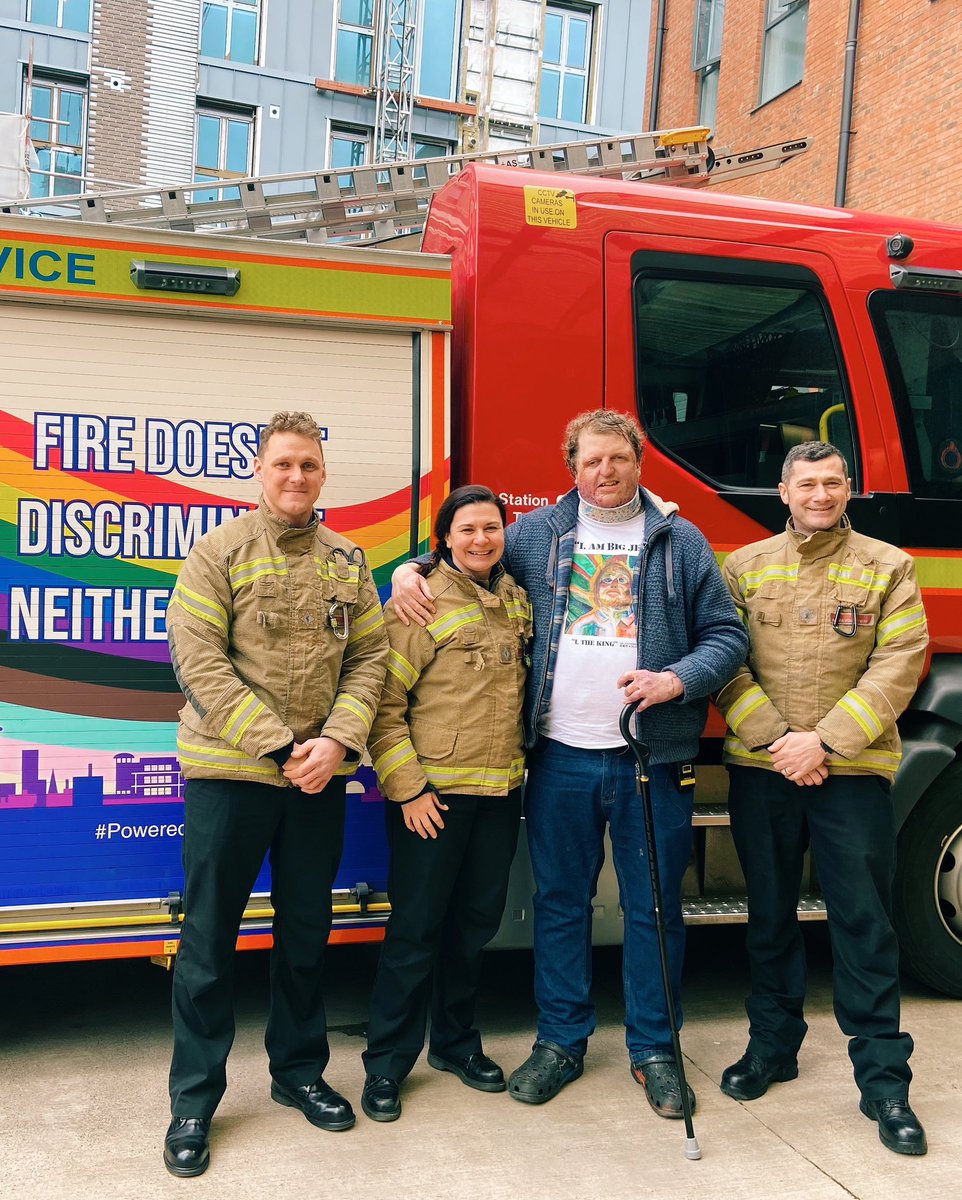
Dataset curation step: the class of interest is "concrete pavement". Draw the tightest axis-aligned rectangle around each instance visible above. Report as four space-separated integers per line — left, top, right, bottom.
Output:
1 927 959 1200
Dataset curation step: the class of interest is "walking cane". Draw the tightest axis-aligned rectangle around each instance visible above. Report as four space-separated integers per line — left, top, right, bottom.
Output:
619 700 701 1161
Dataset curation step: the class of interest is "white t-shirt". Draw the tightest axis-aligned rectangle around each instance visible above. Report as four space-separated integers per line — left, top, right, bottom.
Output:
541 507 646 749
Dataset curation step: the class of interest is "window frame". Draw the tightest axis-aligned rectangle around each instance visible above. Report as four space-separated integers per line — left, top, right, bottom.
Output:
25 72 88 199
333 0 376 87
26 0 91 32
328 122 372 176
630 251 860 494
414 0 462 101
868 289 962 502
199 0 262 66
759 0 808 106
538 1 595 125
692 0 724 131
193 104 255 201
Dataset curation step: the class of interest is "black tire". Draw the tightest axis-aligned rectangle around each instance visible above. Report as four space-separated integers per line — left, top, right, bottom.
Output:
893 762 962 997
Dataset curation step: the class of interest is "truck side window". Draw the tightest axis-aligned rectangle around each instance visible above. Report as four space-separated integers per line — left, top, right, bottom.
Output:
870 292 962 501
632 260 857 491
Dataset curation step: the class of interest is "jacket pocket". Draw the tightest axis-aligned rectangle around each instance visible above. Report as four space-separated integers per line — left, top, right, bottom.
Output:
410 717 458 760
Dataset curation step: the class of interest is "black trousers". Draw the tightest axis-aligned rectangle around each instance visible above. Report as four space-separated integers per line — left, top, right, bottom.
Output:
362 789 522 1083
727 766 913 1100
169 776 346 1118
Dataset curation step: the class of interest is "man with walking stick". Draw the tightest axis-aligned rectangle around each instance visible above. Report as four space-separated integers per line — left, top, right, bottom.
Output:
392 409 747 1118
716 440 928 1156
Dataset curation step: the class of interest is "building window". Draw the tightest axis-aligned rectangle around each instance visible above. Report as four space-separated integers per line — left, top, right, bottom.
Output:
539 3 593 124
329 124 370 189
27 75 87 198
194 107 254 201
416 0 460 101
412 138 453 159
200 0 260 65
27 0 91 31
334 0 375 86
759 0 808 105
692 0 724 131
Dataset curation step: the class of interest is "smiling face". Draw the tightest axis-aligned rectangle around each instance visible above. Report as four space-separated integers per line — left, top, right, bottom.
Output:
596 561 632 609
779 453 851 536
443 501 506 581
573 431 642 509
254 431 326 527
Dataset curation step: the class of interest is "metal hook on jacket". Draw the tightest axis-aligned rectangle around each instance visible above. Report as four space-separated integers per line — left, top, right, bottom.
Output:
329 601 350 640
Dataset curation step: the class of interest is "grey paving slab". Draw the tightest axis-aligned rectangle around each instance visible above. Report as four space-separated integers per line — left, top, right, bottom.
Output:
0 930 958 1200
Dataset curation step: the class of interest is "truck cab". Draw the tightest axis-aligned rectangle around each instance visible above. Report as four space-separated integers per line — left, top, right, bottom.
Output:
423 164 962 995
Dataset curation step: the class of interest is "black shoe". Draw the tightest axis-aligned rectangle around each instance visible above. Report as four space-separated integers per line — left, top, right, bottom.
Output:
631 1055 697 1120
720 1051 799 1101
427 1050 506 1092
361 1074 401 1122
507 1041 584 1105
859 1097 928 1156
163 1117 210 1178
270 1077 356 1131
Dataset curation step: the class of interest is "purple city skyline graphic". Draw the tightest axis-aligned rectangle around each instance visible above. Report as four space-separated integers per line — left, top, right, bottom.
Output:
0 746 184 810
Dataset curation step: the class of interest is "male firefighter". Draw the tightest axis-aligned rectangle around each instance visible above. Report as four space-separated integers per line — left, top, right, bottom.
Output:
716 440 928 1156
393 409 747 1119
163 411 388 1177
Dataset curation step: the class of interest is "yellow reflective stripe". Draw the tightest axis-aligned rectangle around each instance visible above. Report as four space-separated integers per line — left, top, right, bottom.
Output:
428 603 484 644
827 562 891 593
333 693 374 728
315 557 361 584
876 604 927 647
837 691 884 741
387 649 419 690
373 739 418 782
170 583 228 633
177 738 277 774
723 737 772 764
220 694 266 746
726 685 769 734
504 597 532 622
177 754 277 776
424 761 522 789
737 563 798 596
724 737 900 776
347 606 385 645
228 556 288 588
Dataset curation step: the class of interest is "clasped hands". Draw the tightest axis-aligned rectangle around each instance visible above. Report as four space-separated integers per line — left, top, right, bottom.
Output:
769 730 830 786
282 736 347 794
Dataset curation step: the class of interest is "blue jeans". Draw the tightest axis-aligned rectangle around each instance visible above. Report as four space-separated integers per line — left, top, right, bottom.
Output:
524 738 694 1062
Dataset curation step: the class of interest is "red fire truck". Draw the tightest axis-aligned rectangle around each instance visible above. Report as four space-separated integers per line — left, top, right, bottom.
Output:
1 132 959 995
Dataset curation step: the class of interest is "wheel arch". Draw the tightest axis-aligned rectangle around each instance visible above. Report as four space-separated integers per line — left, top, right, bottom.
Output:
892 654 962 830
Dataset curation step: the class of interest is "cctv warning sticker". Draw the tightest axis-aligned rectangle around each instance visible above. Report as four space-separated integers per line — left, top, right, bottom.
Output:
523 186 577 229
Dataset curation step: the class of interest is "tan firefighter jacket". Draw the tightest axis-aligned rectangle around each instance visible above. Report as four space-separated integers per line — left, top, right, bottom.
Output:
167 500 388 785
716 519 927 781
369 560 533 801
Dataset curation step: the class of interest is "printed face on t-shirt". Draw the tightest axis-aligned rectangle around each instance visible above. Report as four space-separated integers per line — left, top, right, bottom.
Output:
565 550 639 643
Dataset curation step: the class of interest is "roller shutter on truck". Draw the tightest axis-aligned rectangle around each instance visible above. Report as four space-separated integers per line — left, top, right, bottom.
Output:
0 219 451 965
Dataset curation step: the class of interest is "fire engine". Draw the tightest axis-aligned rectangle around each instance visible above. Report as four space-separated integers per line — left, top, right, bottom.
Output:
1 129 959 998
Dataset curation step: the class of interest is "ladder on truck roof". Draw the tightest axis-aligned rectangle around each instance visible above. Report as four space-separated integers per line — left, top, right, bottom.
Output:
0 128 809 246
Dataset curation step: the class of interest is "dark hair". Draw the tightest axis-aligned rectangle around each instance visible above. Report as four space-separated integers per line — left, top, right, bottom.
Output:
781 440 850 483
429 485 507 572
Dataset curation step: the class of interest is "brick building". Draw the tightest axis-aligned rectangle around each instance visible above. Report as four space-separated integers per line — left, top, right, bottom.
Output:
646 0 961 223
0 1 652 203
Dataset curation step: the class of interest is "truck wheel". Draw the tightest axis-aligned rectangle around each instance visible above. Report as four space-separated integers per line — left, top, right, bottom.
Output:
893 762 962 998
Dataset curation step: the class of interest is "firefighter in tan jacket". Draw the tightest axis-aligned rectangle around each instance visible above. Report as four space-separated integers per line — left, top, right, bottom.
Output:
359 486 532 1123
715 441 929 1157
163 412 388 1179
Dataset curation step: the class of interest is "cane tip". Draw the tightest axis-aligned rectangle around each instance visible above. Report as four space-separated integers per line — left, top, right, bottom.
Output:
684 1137 702 1161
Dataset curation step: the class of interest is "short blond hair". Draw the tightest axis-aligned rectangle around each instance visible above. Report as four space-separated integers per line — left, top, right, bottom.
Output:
562 409 645 476
258 411 325 456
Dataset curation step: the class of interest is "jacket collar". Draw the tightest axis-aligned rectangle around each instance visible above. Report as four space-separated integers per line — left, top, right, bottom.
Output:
258 498 319 545
785 513 852 556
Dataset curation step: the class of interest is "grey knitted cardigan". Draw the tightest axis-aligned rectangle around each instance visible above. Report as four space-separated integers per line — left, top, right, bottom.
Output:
504 487 749 763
